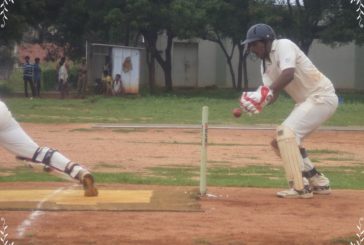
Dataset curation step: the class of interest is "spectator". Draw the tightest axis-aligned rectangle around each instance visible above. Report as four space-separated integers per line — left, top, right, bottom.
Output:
77 58 87 98
103 55 112 76
33 57 42 97
112 74 124 96
22 56 36 98
101 70 113 96
58 57 69 99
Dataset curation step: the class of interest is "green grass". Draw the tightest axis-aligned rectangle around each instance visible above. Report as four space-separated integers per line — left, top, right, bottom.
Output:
0 89 363 189
0 167 64 182
2 165 364 190
2 89 364 126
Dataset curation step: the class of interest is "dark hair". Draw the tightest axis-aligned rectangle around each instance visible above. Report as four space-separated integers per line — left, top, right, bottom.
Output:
59 57 65 66
35 57 40 63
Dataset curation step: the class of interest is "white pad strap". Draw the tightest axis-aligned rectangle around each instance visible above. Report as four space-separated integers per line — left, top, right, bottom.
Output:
276 126 304 191
32 147 82 178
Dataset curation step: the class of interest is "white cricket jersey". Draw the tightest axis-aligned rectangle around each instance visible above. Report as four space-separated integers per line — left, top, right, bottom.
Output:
262 39 336 103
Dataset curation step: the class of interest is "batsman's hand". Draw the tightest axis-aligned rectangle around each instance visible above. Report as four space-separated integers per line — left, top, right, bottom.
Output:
240 86 273 114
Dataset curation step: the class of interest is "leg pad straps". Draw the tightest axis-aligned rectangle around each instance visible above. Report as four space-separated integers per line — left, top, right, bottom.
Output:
302 168 320 179
65 162 81 175
32 147 57 166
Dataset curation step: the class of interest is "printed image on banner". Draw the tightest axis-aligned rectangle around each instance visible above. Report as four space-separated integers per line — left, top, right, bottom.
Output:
112 47 141 94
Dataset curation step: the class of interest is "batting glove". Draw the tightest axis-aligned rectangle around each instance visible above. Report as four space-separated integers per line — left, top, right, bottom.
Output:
240 86 273 114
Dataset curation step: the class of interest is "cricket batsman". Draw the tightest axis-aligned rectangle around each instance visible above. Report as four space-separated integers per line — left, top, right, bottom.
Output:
0 100 98 197
240 23 338 198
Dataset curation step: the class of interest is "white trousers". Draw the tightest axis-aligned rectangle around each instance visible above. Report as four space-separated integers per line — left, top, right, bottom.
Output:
0 101 81 176
282 94 338 145
0 101 39 158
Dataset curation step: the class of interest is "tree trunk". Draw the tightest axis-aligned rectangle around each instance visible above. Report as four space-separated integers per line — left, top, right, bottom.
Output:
141 30 158 94
300 38 313 55
152 30 174 91
146 47 156 94
215 39 236 89
164 31 173 91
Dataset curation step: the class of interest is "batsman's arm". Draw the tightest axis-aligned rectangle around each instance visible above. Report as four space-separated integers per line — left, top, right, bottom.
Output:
268 68 295 104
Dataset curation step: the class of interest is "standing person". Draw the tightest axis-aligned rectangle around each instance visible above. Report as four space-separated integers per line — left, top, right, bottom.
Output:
22 56 36 98
58 57 69 99
112 74 124 96
103 55 112 76
77 58 88 98
101 70 113 96
33 57 42 97
0 100 98 196
240 23 338 198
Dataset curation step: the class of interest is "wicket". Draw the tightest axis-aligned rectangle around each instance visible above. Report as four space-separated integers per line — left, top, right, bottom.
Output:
200 106 208 196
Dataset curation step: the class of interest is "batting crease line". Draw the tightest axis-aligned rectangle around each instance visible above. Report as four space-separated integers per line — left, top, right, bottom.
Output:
16 184 77 238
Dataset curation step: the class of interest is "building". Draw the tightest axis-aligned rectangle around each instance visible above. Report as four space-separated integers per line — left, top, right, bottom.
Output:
150 34 364 90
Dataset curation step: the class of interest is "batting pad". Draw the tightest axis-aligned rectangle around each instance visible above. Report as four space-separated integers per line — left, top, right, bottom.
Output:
0 186 201 212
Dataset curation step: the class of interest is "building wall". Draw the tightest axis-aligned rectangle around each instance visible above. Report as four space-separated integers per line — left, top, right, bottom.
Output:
142 36 363 91
197 40 217 87
355 44 364 90
308 40 356 89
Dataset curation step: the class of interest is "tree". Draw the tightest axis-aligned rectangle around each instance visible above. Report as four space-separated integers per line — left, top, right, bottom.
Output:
201 0 249 89
126 0 203 91
200 0 280 90
277 0 364 54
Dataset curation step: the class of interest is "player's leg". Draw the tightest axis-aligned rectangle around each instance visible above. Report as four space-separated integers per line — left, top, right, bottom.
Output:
273 126 312 198
282 95 338 194
0 101 97 196
300 147 330 194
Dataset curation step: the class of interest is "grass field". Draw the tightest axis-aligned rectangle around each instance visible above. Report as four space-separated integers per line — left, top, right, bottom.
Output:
1 164 364 190
1 89 363 190
2 89 364 126
0 90 363 244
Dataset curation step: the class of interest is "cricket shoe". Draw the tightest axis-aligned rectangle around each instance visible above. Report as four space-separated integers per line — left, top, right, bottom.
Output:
308 173 331 195
276 186 313 199
78 170 98 197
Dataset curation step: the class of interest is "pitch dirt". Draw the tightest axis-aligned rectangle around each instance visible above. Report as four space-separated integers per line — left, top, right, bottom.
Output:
0 123 364 245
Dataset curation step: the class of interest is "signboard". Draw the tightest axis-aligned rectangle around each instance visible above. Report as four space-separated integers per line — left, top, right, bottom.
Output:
111 47 141 94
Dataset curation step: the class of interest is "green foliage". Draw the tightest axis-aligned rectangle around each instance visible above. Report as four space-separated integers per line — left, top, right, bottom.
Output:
42 69 58 91
0 84 13 95
67 66 79 89
0 67 23 92
274 0 364 53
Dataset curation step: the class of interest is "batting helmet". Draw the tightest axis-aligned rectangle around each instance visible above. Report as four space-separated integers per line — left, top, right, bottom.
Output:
241 23 276 45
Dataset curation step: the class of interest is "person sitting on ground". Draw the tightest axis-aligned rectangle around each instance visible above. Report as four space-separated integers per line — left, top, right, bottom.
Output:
112 74 124 96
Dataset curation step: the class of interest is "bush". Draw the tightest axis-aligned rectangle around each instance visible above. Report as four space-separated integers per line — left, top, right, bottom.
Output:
42 66 79 91
0 83 13 95
42 69 58 91
68 66 78 89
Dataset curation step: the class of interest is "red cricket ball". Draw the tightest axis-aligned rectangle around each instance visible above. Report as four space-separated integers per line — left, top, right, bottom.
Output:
232 108 242 118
